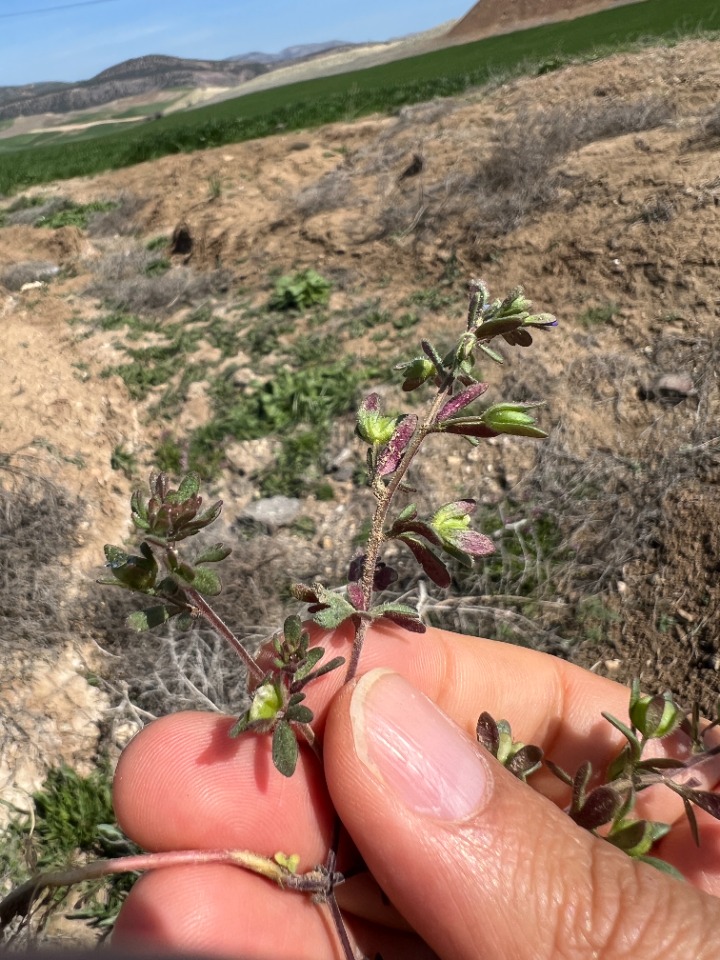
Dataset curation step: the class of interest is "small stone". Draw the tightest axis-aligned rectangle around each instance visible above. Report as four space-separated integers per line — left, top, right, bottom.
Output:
239 495 301 531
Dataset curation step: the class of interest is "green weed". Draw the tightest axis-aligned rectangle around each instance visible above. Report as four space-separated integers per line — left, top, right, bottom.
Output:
269 269 331 312
35 200 117 229
0 764 140 930
578 302 619 327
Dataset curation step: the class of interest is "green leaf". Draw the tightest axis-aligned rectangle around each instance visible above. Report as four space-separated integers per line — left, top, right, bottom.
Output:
195 543 232 564
311 591 356 630
177 472 201 501
272 721 299 777
191 567 222 596
294 647 325 681
126 605 172 632
286 704 314 724
636 856 685 881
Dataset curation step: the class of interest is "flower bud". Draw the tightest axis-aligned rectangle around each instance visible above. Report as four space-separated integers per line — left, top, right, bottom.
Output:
480 402 548 439
395 356 436 391
248 682 284 723
356 394 399 445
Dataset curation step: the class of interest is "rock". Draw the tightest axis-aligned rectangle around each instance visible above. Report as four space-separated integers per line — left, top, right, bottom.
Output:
0 260 60 291
238 495 301 531
640 372 697 404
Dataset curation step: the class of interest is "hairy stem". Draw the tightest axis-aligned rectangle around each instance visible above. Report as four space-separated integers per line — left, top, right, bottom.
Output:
186 587 265 684
0 848 343 932
346 384 452 682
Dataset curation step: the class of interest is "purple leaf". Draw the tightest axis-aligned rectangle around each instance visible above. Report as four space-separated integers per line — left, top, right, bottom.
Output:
503 329 533 347
397 534 451 588
453 530 495 557
687 790 720 820
373 563 398 590
347 583 366 610
391 519 442 546
376 415 418 477
348 553 365 583
436 382 490 422
476 712 500 755
377 611 426 633
438 419 499 438
572 785 624 830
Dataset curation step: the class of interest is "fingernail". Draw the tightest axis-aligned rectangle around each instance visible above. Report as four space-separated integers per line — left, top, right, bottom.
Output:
350 669 491 821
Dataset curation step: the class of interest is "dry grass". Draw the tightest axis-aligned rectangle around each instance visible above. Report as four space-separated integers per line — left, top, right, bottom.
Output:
0 457 82 654
0 261 59 291
87 247 227 314
85 193 146 237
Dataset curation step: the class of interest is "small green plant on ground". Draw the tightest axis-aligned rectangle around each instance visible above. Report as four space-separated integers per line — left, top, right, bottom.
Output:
35 200 117 230
4 280 720 957
1 764 140 933
578 302 619 328
269 269 331 311
110 445 138 479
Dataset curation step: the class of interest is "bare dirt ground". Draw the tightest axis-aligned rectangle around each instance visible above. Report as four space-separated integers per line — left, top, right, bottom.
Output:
1 37 719 841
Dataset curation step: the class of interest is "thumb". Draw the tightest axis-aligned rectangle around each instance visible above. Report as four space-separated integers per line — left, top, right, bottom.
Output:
324 669 720 960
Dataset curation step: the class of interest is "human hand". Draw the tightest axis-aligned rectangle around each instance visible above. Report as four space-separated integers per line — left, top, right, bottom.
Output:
112 623 720 959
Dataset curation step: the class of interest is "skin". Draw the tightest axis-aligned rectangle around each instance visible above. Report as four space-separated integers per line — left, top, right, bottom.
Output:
113 623 720 960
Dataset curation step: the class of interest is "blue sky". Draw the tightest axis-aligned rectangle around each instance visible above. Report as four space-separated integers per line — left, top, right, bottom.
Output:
0 0 471 86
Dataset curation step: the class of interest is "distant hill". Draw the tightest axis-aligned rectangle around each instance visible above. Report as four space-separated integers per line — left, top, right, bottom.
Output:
0 55 267 121
226 41 360 64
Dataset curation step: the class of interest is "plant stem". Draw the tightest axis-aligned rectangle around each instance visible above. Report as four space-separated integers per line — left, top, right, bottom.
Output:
0 848 342 932
346 385 452 682
186 587 265 684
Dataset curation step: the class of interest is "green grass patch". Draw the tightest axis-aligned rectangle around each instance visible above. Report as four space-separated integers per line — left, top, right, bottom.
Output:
0 764 140 930
578 302 620 327
1 0 717 193
35 199 117 229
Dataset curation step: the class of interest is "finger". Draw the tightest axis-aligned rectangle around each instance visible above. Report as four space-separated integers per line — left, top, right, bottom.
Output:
112 864 436 960
114 712 334 867
325 670 720 960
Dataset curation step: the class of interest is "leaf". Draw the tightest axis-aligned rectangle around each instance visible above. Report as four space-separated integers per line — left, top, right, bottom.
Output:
572 761 593 811
397 534 451 588
636 856 685 882
177 472 201 501
126 605 172 632
294 647 324 680
195 543 232 564
347 583 366 610
191 567 222 596
506 744 543 782
438 418 499 439
436 382 490 422
396 504 418 523
686 789 720 820
286 704 314 724
376 415 418 477
302 656 346 684
601 712 641 757
479 343 505 364
391 519 442 546
573 785 623 831
272 721 299 777
476 712 500 756
371 602 426 633
544 760 573 786
311 591 356 630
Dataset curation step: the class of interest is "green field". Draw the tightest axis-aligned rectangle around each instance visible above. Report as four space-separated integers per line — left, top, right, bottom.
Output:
0 0 717 195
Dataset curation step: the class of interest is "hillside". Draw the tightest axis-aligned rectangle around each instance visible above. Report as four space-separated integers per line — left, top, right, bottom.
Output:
447 0 647 41
1 37 719 912
0 56 267 121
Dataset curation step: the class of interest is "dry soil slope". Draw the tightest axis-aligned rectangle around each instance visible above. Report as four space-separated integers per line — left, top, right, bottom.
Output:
447 0 648 41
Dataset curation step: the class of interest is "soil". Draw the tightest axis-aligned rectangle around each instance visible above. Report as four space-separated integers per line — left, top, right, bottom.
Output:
1 36 719 827
447 0 647 42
